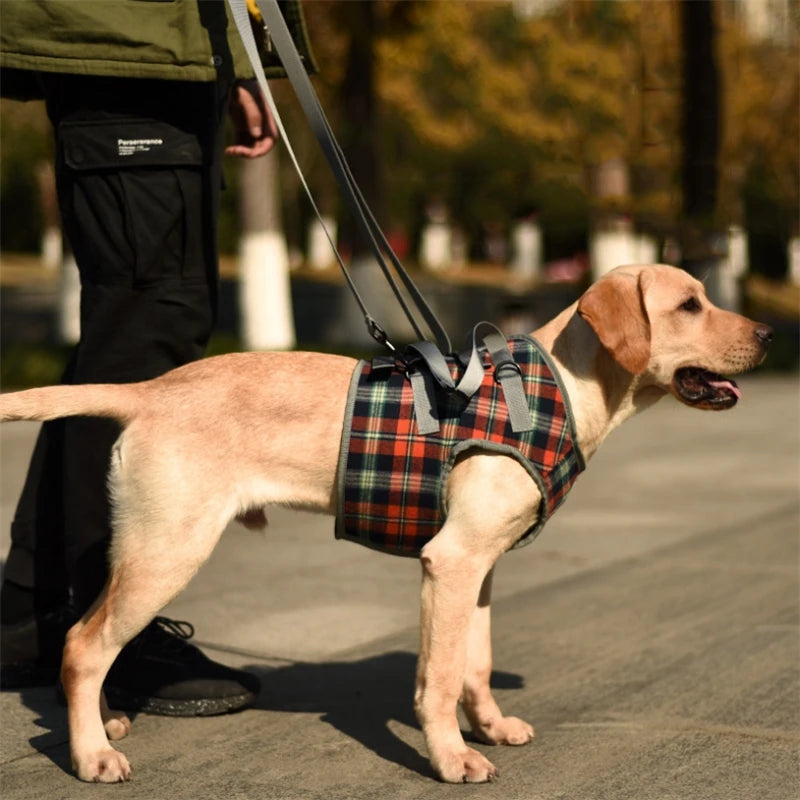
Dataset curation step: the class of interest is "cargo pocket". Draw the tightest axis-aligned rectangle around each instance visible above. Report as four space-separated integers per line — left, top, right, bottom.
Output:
57 117 210 289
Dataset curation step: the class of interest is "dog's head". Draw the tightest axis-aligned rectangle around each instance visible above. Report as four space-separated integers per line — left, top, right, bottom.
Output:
576 264 773 410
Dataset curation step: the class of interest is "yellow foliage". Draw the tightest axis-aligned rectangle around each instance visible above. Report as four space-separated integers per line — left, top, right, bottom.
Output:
300 0 796 231
373 0 796 223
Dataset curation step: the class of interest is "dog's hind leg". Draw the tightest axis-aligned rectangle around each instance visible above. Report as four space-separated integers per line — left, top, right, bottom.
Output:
61 574 134 783
62 513 228 783
459 568 535 746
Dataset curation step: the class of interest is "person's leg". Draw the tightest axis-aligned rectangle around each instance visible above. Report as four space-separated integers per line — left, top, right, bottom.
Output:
1 418 70 624
46 72 225 609
1 415 73 687
2 74 258 711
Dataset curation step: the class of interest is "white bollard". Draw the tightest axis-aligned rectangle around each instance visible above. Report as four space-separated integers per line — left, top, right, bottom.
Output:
510 219 542 280
635 233 658 265
717 225 748 312
789 237 800 286
41 227 62 272
238 153 295 351
589 224 637 280
306 215 337 271
239 230 295 351
419 222 452 272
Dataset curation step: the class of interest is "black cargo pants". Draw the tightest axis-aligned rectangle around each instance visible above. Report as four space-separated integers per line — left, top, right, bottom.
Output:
3 74 232 615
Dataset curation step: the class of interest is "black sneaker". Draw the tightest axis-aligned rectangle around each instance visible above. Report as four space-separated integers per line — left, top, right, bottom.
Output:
103 616 260 717
0 606 77 689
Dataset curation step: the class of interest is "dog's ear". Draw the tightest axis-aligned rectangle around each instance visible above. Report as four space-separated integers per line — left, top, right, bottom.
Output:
577 270 652 375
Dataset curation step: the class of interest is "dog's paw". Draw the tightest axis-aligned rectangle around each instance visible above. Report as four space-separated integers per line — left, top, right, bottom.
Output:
103 711 132 741
101 690 132 741
433 746 498 783
74 748 132 783
473 715 535 746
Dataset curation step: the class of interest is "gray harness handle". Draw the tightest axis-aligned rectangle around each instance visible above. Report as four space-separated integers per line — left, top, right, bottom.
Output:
404 323 534 436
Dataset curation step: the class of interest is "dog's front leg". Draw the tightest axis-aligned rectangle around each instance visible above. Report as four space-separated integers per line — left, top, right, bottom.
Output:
415 530 498 783
460 568 534 746
415 452 541 782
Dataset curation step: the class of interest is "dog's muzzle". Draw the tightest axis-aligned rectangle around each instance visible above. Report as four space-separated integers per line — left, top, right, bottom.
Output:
672 367 742 410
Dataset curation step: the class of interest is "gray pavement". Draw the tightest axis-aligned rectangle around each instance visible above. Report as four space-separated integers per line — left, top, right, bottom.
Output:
0 374 798 799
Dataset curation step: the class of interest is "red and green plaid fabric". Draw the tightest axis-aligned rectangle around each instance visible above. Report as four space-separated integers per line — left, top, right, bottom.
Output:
335 335 585 557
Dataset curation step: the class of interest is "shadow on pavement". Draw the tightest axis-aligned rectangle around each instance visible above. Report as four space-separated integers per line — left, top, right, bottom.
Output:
7 652 526 781
248 650 526 779
17 686 72 777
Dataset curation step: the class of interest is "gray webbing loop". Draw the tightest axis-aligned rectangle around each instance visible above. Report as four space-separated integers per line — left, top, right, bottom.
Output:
227 0 451 354
481 327 534 434
405 341 455 393
407 366 441 436
403 340 455 435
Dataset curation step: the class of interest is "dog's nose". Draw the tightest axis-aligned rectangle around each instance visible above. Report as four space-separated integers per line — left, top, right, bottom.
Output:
754 325 774 346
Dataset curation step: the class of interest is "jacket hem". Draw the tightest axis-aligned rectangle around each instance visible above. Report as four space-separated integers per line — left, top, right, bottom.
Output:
1 53 218 83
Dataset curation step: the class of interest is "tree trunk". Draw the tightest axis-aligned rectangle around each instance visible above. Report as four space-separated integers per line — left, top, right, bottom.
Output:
339 0 383 258
680 0 720 253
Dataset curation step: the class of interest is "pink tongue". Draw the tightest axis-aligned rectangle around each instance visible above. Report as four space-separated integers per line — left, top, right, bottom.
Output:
709 379 742 400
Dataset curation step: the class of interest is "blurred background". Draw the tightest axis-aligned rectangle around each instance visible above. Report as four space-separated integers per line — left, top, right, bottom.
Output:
1 0 798 386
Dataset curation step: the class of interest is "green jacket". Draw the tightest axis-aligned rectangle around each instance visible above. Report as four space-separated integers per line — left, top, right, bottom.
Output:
0 0 315 100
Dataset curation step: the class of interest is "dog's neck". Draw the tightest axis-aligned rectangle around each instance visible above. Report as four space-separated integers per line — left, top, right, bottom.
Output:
534 305 665 461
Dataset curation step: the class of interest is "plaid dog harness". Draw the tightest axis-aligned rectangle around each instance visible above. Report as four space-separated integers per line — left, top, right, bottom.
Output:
335 335 585 557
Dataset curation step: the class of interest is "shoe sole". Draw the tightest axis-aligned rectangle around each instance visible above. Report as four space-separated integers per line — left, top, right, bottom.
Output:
103 687 257 717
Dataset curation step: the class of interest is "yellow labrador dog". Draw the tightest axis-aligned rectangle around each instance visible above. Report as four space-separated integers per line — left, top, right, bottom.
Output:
0 264 772 784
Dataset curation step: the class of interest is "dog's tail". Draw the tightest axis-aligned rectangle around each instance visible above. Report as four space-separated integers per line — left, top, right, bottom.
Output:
0 383 141 425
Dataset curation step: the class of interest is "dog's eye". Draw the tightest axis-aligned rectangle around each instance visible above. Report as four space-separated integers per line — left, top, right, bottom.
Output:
679 297 701 313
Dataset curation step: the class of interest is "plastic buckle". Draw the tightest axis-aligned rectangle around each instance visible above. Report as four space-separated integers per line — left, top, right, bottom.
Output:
402 353 421 381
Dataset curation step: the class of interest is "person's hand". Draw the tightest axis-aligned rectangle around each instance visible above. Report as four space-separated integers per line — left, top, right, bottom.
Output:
226 79 278 158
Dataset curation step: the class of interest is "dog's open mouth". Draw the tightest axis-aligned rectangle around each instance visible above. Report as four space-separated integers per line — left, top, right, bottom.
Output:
672 367 742 410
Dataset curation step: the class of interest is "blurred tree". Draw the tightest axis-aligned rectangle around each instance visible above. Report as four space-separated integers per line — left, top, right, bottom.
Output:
375 0 642 257
288 0 417 258
0 99 50 252
718 4 799 277
2 0 797 279
337 0 382 257
315 0 793 264
719 6 799 220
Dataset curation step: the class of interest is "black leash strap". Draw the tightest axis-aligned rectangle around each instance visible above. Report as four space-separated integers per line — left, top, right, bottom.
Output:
229 0 532 437
229 0 451 354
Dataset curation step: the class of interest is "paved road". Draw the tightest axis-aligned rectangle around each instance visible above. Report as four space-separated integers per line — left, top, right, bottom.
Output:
1 375 798 800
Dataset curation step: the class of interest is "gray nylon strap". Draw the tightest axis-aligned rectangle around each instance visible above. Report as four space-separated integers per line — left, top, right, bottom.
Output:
482 330 534 433
406 335 482 401
408 368 441 435
405 341 455 393
454 329 491 400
